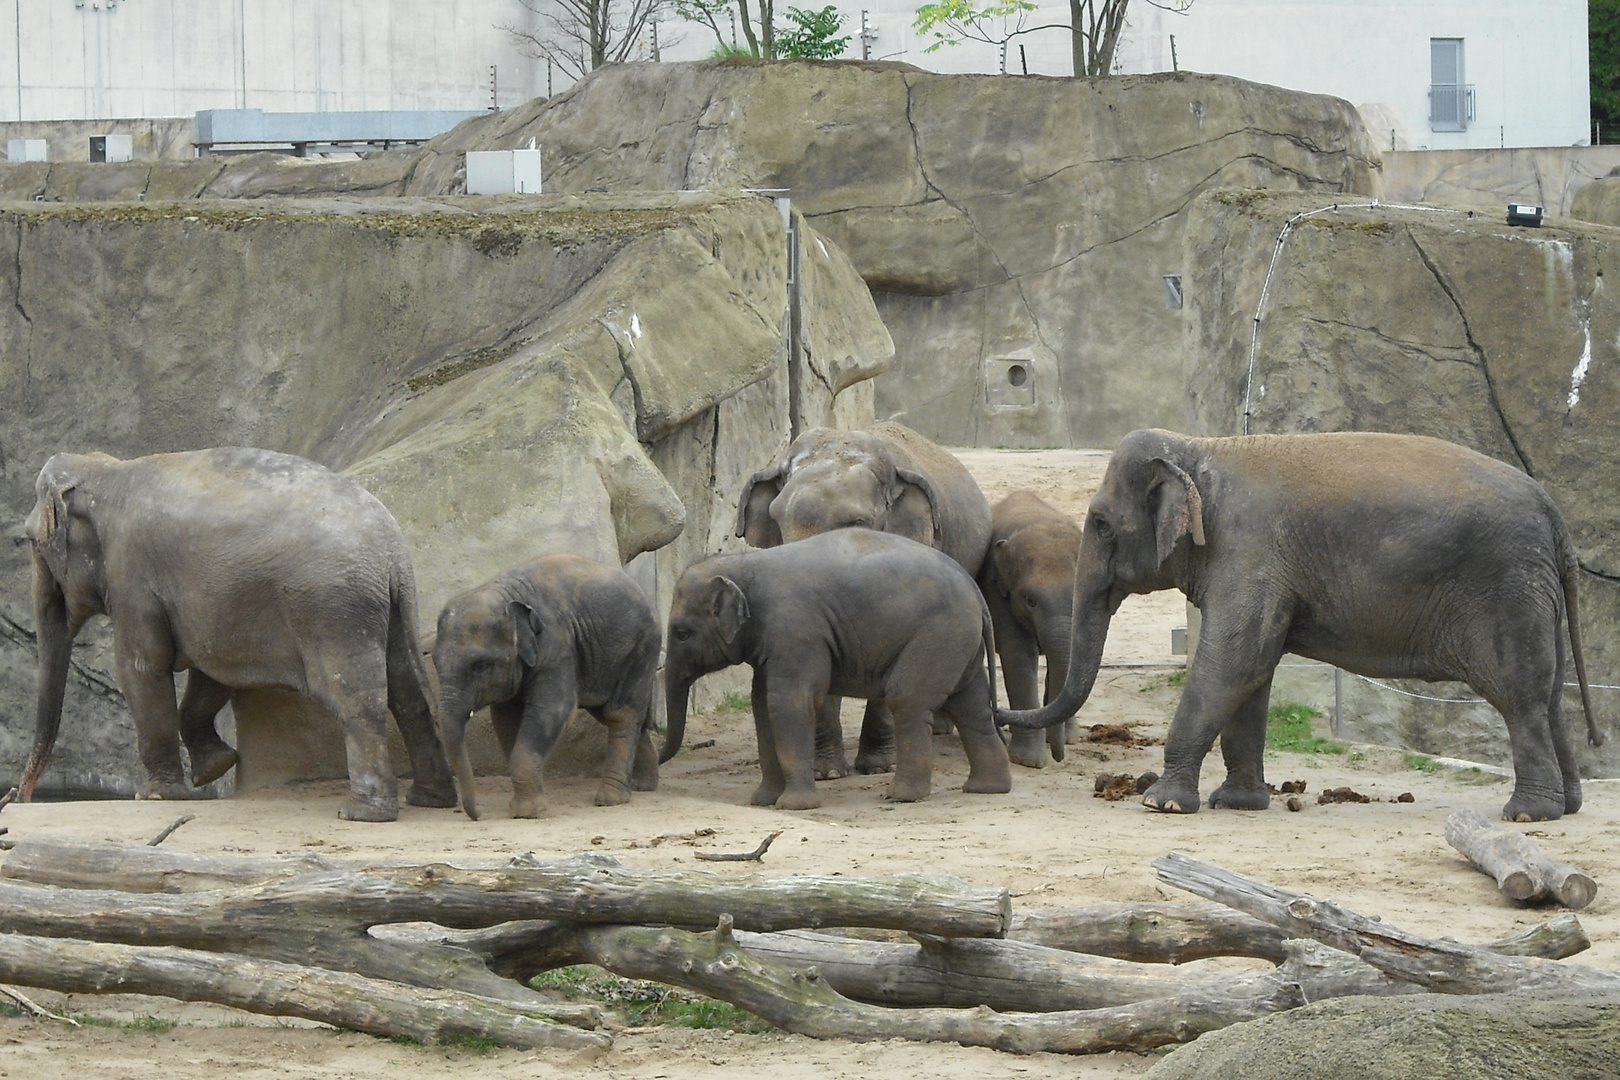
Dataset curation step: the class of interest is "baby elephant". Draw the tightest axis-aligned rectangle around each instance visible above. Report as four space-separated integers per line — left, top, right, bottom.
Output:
662 529 1013 809
433 554 661 820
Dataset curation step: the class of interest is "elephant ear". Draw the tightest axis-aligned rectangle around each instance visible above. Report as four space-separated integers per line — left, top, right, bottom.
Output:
736 463 785 549
508 601 540 668
1149 457 1206 566
988 538 1013 598
887 467 941 548
709 576 750 644
36 476 76 568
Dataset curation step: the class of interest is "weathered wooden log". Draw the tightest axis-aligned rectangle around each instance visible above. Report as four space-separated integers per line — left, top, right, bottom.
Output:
563 917 1305 1054
0 877 604 1029
0 932 609 1050
1008 902 1289 963
3 839 1010 938
2 834 351 892
1153 852 1620 996
1484 913 1590 960
1444 809 1599 909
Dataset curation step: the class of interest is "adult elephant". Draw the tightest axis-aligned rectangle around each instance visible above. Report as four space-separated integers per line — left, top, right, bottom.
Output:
20 448 458 822
736 421 993 777
998 429 1602 823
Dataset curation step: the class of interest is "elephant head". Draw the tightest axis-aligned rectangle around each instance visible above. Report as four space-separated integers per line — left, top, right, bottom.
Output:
736 428 941 549
984 504 1083 760
661 568 751 764
432 592 535 820
999 430 1205 733
19 453 118 800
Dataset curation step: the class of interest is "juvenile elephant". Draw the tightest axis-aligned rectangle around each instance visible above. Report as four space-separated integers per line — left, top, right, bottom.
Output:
20 448 457 822
432 554 660 820
662 529 1012 809
999 430 1602 823
980 491 1083 768
736 421 993 779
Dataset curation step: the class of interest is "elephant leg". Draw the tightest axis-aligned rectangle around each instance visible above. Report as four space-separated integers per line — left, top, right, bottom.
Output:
750 665 787 807
766 666 822 810
999 638 1048 769
588 702 641 807
177 671 238 788
1208 675 1274 810
1482 676 1568 824
386 631 457 810
942 670 1013 796
324 675 400 822
489 700 523 761
1142 602 1288 815
886 697 937 802
1545 636 1582 816
630 725 659 792
853 699 896 775
512 676 576 819
116 650 190 801
814 694 850 780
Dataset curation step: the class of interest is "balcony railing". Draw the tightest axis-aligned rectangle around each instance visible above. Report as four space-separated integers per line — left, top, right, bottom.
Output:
1429 83 1475 131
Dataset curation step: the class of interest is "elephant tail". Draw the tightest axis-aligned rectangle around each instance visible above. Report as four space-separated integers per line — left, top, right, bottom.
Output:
386 564 437 722
1560 536 1603 748
978 588 998 714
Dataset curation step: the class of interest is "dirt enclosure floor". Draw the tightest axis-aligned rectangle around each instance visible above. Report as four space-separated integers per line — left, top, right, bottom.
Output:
2 449 1617 1079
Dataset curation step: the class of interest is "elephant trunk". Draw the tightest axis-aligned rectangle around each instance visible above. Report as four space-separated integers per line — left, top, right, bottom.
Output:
437 682 481 821
661 668 694 765
997 578 1110 732
1039 612 1075 761
21 571 72 802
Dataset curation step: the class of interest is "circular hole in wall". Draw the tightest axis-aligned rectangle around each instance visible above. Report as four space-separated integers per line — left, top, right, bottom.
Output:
1006 363 1028 387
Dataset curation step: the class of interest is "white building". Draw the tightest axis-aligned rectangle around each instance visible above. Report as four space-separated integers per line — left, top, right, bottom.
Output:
663 0 1592 151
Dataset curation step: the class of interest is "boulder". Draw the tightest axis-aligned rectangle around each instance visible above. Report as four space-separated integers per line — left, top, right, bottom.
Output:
1144 991 1620 1080
404 60 1381 447
0 192 890 796
1184 189 1620 776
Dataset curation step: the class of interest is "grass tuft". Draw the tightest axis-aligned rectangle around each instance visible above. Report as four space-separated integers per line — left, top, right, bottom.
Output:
1265 704 1346 755
1405 753 1441 773
717 691 751 713
530 965 772 1034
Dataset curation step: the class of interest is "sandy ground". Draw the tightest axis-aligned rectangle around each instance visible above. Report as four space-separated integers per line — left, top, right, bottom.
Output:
2 449 1617 1079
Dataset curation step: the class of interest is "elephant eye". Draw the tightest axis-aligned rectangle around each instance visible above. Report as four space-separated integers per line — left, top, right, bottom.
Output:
1023 594 1039 609
672 627 693 642
1090 515 1113 539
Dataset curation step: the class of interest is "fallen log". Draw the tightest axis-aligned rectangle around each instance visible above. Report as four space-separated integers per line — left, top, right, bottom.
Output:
1008 902 1288 963
1444 809 1598 909
2 839 1010 938
0 932 608 1051
564 916 1305 1054
1 834 350 892
1153 852 1620 996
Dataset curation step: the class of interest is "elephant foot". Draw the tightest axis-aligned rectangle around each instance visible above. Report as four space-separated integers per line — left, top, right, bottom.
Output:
814 743 850 781
1063 719 1083 745
405 778 458 809
188 743 239 788
631 771 659 793
853 744 896 775
963 770 1012 795
1502 791 1565 823
136 778 193 801
888 775 931 803
1208 781 1272 811
594 780 633 807
1564 778 1583 816
931 715 954 736
750 781 786 807
631 736 659 791
775 784 822 811
1141 778 1201 814
339 794 400 822
1007 730 1049 770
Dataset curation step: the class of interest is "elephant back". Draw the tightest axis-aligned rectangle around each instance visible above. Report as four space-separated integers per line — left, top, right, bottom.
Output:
870 421 992 575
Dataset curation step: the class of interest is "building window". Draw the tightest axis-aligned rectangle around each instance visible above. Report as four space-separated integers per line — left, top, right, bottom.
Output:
1429 38 1474 131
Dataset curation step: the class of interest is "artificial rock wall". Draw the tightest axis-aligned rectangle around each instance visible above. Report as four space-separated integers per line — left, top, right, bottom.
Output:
401 60 1381 448
1183 190 1620 777
0 193 891 797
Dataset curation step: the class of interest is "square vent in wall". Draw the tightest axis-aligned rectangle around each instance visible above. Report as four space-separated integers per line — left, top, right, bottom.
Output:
985 358 1036 408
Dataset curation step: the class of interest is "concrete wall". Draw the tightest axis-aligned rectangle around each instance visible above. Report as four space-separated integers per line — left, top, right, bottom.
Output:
0 0 547 122
1183 190 1620 776
0 193 890 798
1383 146 1620 216
0 117 196 162
402 61 1379 449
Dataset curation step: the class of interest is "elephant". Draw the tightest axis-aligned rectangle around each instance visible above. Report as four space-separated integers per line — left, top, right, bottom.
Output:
998 429 1602 823
432 553 661 820
661 528 1012 809
736 420 993 779
980 491 1083 768
20 447 458 822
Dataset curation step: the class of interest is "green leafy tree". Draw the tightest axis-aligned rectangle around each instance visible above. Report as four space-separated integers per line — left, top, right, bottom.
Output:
778 5 852 58
677 0 780 58
914 0 1192 77
1594 0 1620 142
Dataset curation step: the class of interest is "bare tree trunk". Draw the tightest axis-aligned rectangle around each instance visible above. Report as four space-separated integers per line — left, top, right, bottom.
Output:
1445 809 1599 908
0 932 608 1050
1153 853 1620 996
1009 902 1288 963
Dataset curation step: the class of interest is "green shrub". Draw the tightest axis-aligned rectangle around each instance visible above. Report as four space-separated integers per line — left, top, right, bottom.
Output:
1265 704 1346 754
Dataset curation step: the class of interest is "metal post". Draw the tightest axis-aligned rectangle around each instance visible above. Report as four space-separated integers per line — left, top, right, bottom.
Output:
489 65 498 112
1333 667 1343 738
652 19 661 61
1169 34 1178 72
999 41 1006 75
860 9 871 60
1019 44 1027 75
547 59 553 98
775 195 803 439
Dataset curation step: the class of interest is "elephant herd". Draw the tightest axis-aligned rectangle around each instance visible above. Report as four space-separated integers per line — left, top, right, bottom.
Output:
17 423 1606 824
